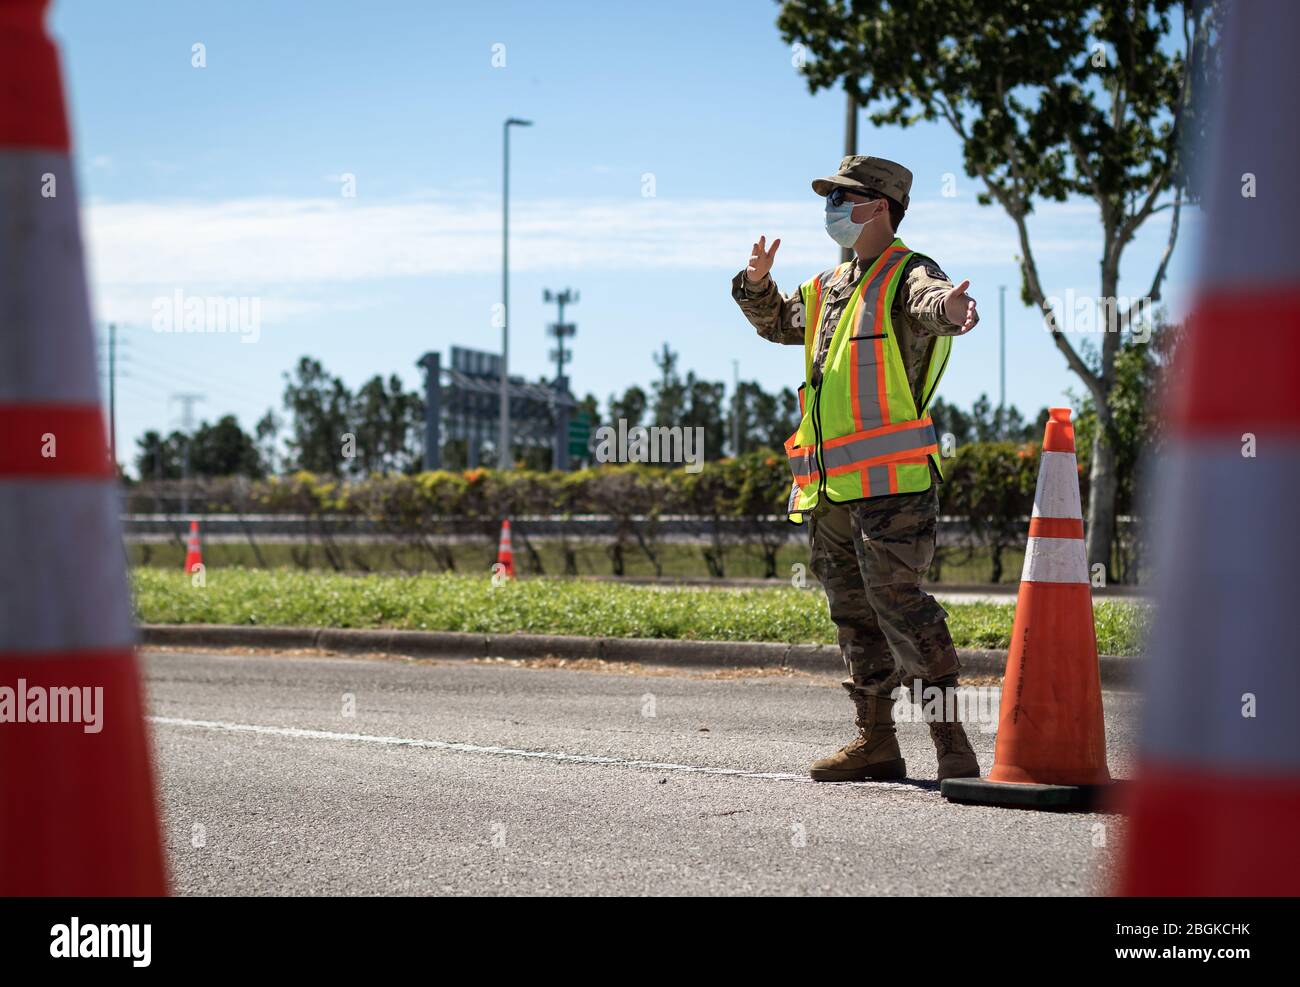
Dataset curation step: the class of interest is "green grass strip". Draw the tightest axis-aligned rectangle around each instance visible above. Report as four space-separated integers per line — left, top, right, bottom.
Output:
131 568 1149 656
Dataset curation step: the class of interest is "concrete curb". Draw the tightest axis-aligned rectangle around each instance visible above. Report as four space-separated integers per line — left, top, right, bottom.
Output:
138 624 1139 688
572 575 1150 597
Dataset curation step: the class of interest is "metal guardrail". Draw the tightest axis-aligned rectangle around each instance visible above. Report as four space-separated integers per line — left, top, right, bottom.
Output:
121 513 1141 544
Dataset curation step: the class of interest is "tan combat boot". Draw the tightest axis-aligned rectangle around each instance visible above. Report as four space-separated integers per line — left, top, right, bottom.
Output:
928 719 980 781
810 692 906 782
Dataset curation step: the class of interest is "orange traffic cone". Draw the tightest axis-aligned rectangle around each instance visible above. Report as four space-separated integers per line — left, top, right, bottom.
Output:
495 519 516 579
942 408 1115 810
0 0 166 893
1119 0 1300 895
184 519 203 573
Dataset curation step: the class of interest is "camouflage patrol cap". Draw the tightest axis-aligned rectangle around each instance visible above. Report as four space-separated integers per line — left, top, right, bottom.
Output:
812 155 912 210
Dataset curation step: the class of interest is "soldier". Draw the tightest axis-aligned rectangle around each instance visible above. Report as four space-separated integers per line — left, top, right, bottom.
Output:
732 155 981 783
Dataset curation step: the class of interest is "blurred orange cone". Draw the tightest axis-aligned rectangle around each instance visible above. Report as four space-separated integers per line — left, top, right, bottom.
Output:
942 408 1115 810
184 519 203 574
0 0 166 893
495 519 515 579
1119 0 1300 895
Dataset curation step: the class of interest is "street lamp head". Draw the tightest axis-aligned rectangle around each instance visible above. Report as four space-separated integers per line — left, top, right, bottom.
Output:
506 117 533 127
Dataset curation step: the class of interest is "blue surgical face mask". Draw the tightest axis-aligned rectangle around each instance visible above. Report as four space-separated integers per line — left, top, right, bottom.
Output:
825 199 873 248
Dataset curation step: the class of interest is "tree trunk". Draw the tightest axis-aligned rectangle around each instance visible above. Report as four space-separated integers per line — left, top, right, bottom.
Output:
1085 426 1118 580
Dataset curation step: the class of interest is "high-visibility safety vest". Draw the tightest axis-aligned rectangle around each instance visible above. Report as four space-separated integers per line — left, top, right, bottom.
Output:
784 239 951 523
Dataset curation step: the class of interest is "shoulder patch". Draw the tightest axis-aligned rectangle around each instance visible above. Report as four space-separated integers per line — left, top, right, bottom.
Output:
907 254 950 283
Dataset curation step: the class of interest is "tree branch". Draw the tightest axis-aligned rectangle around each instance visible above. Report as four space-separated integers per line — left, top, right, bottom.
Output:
1120 192 1184 333
930 92 1102 403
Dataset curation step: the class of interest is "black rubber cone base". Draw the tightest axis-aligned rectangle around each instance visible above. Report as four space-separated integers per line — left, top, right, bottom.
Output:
940 777 1127 812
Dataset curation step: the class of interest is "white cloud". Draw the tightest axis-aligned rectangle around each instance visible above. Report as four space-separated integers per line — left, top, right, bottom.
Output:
82 192 1100 295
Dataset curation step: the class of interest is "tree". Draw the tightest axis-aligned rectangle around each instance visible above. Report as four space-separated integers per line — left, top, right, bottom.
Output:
607 384 648 429
254 410 282 474
683 373 727 460
189 415 263 477
777 0 1219 578
351 373 423 475
728 380 801 456
281 357 352 474
932 394 1046 446
1072 310 1184 580
135 429 183 481
650 344 686 425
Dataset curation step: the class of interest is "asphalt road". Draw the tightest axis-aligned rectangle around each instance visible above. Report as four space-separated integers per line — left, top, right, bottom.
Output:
144 648 1138 896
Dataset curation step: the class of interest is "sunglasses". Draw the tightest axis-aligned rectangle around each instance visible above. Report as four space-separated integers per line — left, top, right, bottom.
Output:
826 187 880 208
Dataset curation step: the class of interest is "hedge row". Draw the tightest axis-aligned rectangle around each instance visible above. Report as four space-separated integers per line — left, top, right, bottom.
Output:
126 443 1058 522
126 444 1077 580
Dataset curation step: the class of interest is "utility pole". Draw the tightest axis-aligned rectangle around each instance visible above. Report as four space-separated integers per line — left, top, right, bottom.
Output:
171 392 205 517
500 116 533 470
998 284 1007 434
544 288 578 471
543 288 578 385
840 89 858 265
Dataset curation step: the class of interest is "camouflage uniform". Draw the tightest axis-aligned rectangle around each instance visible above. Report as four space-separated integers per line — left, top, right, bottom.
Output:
731 176 975 703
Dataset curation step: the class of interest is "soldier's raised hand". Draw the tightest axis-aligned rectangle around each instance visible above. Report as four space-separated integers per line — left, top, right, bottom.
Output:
943 279 978 334
746 235 780 283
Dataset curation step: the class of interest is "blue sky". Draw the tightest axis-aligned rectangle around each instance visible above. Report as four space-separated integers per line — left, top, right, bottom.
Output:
50 0 1201 471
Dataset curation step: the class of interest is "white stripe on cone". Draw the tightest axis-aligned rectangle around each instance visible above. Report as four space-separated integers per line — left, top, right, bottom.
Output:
1138 442 1300 770
1030 451 1083 519
0 481 135 654
0 153 98 404
1021 536 1089 584
1021 448 1088 584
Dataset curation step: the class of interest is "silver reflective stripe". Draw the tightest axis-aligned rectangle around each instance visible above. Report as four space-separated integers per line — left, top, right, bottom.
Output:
786 481 799 513
786 446 816 478
865 465 890 495
848 260 898 431
821 421 938 471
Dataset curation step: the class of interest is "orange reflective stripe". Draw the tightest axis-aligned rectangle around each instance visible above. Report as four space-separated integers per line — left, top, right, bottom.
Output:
824 443 939 478
784 434 819 486
822 415 936 450
820 420 939 477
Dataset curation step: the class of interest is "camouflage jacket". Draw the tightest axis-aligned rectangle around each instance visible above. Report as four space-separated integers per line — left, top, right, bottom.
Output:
730 250 973 407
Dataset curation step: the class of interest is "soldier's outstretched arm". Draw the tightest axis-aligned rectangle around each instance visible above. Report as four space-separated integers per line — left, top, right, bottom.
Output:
903 256 979 337
730 235 806 346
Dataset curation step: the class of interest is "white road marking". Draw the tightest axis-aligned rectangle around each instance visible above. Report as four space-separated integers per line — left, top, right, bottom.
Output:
149 715 928 790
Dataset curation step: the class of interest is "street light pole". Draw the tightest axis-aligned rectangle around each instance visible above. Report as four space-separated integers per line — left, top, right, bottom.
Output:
500 117 533 470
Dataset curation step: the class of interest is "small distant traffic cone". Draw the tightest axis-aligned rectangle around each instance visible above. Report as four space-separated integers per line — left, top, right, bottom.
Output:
183 519 203 573
495 519 515 579
942 408 1116 810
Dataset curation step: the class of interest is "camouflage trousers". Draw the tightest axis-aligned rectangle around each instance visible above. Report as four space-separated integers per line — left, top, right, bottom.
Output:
807 488 960 700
